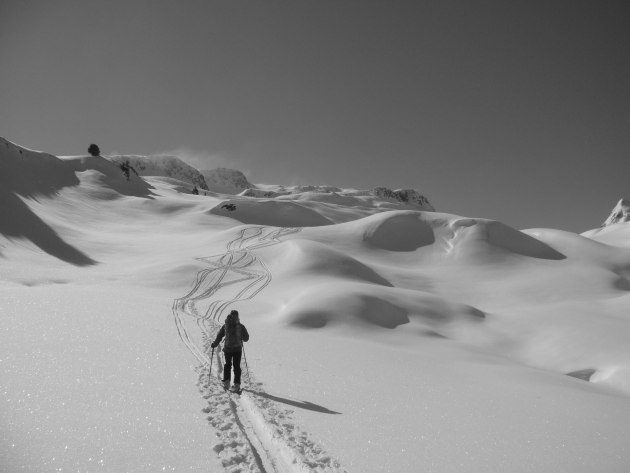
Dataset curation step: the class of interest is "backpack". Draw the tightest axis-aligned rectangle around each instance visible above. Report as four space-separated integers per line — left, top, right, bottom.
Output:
223 312 242 350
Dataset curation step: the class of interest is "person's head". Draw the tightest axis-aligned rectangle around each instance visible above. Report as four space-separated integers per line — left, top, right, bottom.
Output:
226 309 239 325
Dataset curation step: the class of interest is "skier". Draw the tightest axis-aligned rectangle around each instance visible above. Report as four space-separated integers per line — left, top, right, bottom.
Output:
211 310 250 393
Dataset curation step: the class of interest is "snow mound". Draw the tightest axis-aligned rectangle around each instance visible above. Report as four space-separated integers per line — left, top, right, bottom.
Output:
459 219 567 261
304 211 566 260
109 154 208 191
200 167 253 194
278 281 483 330
363 211 436 251
265 239 393 286
281 284 409 329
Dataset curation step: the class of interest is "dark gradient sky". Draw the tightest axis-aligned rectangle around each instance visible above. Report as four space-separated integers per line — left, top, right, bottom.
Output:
1 1 629 232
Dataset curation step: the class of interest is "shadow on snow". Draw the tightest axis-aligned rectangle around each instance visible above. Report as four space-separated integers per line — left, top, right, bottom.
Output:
245 388 342 415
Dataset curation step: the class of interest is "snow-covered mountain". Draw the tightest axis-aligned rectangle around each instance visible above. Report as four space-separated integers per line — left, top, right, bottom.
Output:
3 136 630 473
200 167 253 194
103 155 436 216
197 167 436 214
103 151 436 218
109 154 209 191
603 198 630 226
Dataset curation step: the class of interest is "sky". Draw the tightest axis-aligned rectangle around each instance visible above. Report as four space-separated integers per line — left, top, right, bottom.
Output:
1 0 629 232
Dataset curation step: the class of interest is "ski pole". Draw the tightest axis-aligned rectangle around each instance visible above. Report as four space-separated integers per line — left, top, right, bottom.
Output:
241 343 250 381
209 347 215 378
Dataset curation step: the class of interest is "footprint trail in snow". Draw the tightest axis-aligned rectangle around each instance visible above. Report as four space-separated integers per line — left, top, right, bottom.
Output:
173 226 348 473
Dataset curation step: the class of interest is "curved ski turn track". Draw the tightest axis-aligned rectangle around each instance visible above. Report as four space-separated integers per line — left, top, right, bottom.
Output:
173 226 348 473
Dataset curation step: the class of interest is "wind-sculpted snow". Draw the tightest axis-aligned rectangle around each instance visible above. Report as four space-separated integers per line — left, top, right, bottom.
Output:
5 135 630 472
173 226 348 472
245 211 630 398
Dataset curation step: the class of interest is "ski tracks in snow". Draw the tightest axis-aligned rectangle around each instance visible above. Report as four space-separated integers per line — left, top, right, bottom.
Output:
173 226 348 473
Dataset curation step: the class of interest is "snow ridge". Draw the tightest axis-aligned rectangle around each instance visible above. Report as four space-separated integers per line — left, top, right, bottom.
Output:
109 154 209 190
239 185 435 211
173 227 347 473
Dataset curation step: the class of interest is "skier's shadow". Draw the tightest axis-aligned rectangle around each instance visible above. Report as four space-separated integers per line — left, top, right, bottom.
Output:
245 389 341 415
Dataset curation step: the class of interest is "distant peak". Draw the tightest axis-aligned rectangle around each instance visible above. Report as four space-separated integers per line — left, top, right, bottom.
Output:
603 198 630 226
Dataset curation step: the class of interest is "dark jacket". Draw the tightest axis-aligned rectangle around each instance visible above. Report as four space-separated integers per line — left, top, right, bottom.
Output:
212 323 249 353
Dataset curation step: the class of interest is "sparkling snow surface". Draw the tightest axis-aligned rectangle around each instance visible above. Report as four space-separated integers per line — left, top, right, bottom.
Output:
2 138 630 472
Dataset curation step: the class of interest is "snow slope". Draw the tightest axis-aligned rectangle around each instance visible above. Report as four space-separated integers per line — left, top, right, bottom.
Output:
2 137 630 472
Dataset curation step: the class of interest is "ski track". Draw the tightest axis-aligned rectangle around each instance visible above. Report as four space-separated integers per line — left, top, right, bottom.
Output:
173 226 348 473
